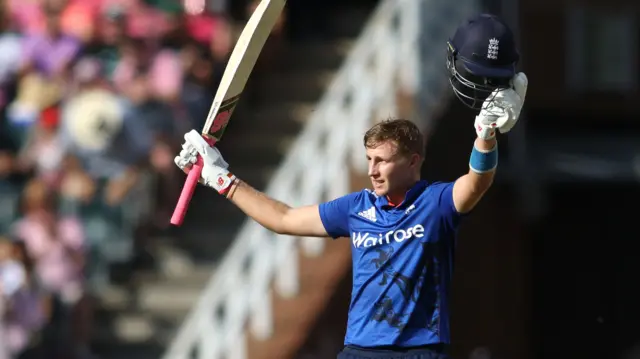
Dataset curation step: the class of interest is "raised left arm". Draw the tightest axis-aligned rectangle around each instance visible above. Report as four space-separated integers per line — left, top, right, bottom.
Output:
453 137 497 214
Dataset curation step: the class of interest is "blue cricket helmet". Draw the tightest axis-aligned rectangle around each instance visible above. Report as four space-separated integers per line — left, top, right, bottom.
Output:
446 14 520 109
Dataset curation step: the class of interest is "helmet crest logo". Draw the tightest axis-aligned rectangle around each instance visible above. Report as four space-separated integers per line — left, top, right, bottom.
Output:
487 38 499 60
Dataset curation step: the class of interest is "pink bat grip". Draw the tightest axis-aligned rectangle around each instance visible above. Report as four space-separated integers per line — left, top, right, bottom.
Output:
170 157 203 226
171 136 217 226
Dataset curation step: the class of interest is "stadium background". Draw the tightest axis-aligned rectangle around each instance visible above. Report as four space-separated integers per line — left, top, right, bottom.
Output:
0 0 638 358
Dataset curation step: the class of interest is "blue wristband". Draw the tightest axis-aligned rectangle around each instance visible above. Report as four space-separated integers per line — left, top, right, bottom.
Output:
469 144 498 173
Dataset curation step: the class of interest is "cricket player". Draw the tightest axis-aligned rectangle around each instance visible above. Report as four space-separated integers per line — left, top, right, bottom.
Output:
174 14 527 359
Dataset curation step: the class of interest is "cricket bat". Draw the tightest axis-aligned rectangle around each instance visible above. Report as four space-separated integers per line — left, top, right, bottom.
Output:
171 0 287 226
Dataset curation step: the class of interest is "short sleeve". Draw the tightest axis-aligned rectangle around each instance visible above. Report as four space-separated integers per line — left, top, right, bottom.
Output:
318 191 360 239
429 181 463 228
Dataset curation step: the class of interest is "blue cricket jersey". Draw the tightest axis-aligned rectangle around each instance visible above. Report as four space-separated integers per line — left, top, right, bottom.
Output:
318 180 462 348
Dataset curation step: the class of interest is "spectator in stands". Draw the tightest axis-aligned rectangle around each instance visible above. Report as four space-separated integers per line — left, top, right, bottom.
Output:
0 236 48 359
179 10 233 124
180 39 215 130
59 0 97 44
113 36 183 105
62 62 158 269
58 155 96 210
0 0 268 354
7 0 80 149
0 81 20 233
0 7 21 111
12 179 93 359
6 0 45 35
60 61 149 201
111 36 186 227
14 104 66 188
0 138 20 234
0 3 23 235
155 1 188 51
0 236 27 359
19 0 81 79
85 4 127 82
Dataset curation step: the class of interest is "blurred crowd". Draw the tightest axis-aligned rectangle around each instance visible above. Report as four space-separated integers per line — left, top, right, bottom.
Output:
0 0 279 357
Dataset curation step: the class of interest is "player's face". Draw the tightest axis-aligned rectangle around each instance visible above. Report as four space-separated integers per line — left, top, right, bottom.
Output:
366 141 420 198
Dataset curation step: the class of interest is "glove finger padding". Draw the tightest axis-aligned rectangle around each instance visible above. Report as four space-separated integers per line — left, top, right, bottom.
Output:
474 90 502 140
175 129 236 195
498 72 528 134
496 109 516 134
178 148 194 162
473 72 528 138
493 89 521 134
174 155 190 170
183 129 230 170
512 72 528 101
184 130 211 157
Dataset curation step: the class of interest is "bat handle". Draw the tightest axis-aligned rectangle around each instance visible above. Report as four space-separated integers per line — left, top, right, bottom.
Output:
170 157 204 226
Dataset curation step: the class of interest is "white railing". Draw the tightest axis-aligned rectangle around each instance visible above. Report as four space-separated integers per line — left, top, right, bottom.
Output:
161 0 473 358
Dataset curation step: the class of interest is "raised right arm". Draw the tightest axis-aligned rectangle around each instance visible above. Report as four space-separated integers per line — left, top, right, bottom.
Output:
174 130 337 237
227 180 328 237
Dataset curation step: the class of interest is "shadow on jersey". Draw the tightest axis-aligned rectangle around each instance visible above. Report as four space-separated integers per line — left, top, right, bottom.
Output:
369 242 441 332
371 246 422 302
372 296 408 329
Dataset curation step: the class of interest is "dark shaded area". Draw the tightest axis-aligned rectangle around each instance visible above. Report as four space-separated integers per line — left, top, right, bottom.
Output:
532 184 640 359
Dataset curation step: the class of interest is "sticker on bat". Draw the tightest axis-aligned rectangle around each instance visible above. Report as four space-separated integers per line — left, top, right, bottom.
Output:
207 94 241 139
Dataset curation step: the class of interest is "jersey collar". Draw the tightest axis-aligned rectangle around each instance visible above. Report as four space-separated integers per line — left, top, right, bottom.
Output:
376 180 428 209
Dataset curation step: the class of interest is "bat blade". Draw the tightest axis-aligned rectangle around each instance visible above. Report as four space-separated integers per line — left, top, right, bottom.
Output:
171 0 287 226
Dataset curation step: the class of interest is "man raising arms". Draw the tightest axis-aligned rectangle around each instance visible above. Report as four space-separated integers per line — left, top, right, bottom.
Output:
175 13 527 359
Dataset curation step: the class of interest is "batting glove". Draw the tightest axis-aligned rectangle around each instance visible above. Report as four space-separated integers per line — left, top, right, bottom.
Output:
174 130 237 196
474 72 528 140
